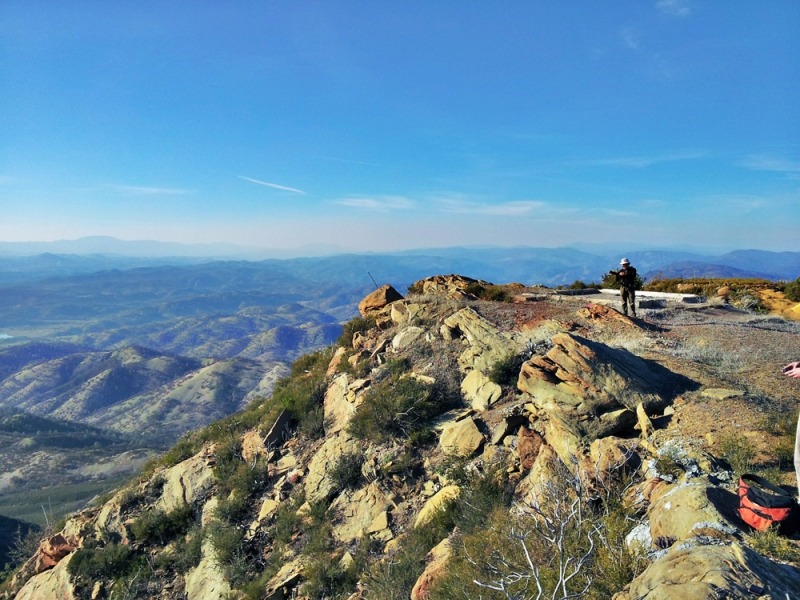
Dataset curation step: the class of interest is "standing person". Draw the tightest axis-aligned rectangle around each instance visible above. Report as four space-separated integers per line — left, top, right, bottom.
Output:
611 258 638 317
784 361 800 501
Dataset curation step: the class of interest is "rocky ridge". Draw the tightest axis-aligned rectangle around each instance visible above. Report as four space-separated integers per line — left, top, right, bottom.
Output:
6 275 800 599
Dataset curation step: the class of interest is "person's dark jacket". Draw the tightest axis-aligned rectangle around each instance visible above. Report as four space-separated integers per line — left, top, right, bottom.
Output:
614 266 637 289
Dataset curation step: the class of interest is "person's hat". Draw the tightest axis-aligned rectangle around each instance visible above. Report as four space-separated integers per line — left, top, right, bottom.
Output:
620 258 630 265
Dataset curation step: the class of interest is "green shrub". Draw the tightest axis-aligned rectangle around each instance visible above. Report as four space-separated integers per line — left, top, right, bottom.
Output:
430 466 645 600
747 527 800 563
488 352 525 388
272 376 327 439
129 504 194 545
328 451 365 494
784 277 800 302
67 542 140 582
153 523 204 574
336 316 375 347
464 282 512 302
348 376 454 441
717 432 757 475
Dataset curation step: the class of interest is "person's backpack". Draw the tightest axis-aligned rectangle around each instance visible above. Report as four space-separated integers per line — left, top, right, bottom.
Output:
737 474 795 531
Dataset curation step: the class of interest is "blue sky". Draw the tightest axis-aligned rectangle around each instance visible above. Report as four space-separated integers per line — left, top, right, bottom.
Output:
1 1 798 252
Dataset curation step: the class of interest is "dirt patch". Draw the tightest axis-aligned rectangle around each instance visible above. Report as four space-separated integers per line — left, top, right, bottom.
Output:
760 289 800 321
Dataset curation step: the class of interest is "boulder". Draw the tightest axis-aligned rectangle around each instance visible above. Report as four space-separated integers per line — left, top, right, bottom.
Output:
461 369 503 411
516 444 566 508
517 426 545 470
263 409 292 450
490 413 528 446
648 479 738 547
156 445 216 513
411 537 453 600
517 332 668 444
614 541 800 600
326 346 348 376
358 284 404 317
439 417 484 457
184 539 233 600
390 301 423 325
412 274 490 298
14 553 77 600
264 557 304 600
324 373 357 434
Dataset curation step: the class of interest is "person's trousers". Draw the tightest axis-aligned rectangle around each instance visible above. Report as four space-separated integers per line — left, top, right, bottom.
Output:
621 287 636 316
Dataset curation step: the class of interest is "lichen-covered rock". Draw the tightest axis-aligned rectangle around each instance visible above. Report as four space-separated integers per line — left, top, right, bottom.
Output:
613 541 800 600
648 478 738 547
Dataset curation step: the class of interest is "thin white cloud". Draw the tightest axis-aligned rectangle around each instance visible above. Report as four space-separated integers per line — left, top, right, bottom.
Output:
620 27 642 51
738 155 800 174
238 175 307 195
436 198 546 216
108 185 191 195
336 195 415 211
656 0 691 18
582 151 707 168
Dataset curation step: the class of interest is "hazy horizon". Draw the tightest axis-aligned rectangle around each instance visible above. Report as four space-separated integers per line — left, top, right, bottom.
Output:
2 2 798 252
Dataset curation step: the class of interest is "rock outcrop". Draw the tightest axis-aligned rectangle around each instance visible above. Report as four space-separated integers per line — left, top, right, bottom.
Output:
9 276 800 599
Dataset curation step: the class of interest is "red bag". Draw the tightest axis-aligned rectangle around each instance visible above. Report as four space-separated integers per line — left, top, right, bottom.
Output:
737 474 794 531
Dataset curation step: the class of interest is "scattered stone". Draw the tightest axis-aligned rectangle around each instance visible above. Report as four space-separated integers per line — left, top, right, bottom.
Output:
392 326 425 350
701 388 745 400
636 402 654 438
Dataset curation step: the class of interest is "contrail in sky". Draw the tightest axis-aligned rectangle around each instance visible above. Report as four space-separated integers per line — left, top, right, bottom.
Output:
237 175 306 194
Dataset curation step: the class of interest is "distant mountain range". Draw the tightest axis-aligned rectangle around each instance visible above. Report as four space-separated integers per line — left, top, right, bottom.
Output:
0 238 798 286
